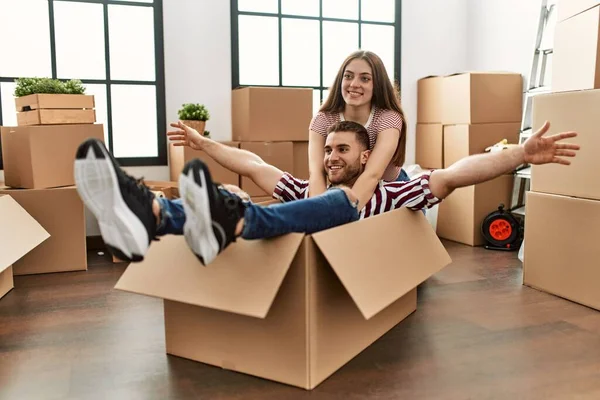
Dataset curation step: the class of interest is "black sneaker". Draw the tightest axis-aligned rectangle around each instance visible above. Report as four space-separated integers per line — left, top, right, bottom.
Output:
74 139 157 262
179 159 245 265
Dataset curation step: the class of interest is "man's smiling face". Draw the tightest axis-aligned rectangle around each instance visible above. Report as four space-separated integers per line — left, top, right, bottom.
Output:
323 130 368 186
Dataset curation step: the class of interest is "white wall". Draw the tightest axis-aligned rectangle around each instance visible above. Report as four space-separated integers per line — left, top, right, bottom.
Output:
401 0 470 165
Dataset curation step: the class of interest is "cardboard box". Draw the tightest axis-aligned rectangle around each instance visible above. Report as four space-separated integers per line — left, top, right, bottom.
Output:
292 142 309 180
0 195 49 298
552 5 600 92
17 109 96 126
0 186 86 275
169 142 240 186
417 76 444 123
1 124 105 189
15 94 96 126
240 142 295 197
415 124 443 169
443 122 520 167
15 93 95 111
232 87 312 142
531 89 600 200
523 191 600 310
441 72 523 125
557 0 600 21
436 175 514 246
115 207 451 389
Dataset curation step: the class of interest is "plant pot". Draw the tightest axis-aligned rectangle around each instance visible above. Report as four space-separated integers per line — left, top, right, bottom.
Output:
182 120 206 133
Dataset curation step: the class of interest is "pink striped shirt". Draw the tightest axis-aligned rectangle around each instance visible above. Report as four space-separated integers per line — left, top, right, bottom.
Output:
272 171 441 219
309 107 404 181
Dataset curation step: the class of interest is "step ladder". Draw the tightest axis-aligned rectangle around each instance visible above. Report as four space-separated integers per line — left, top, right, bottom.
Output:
511 0 557 217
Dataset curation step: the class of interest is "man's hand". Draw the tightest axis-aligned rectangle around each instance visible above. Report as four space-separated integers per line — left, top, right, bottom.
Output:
523 120 580 165
167 121 205 150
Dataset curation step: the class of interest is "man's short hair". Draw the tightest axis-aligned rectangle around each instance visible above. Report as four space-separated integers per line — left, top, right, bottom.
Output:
326 121 370 151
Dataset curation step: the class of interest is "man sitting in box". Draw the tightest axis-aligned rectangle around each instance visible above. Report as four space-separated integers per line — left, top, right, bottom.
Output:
73 120 578 265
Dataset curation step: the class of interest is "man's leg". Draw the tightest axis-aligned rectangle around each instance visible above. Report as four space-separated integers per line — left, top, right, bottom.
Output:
179 159 359 265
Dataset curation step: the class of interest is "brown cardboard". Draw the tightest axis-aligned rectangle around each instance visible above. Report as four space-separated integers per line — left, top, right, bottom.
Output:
443 122 520 167
240 142 295 197
441 72 523 124
115 207 452 389
169 142 240 186
436 175 514 246
531 89 600 200
17 109 96 126
1 124 104 189
0 195 49 298
523 192 600 310
0 186 86 275
415 124 443 169
552 5 600 92
15 94 95 111
232 87 312 142
292 141 309 180
144 180 179 200
557 0 600 21
417 76 444 123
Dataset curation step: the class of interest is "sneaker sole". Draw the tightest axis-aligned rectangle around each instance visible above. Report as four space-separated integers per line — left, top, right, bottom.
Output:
179 160 221 266
74 139 149 262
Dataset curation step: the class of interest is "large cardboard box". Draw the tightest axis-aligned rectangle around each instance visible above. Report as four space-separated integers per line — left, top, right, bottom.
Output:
240 142 295 197
0 186 86 275
417 76 444 123
441 72 523 125
115 208 452 390
552 5 600 92
0 124 104 189
443 122 520 168
523 191 600 310
531 89 600 200
557 0 600 21
292 141 309 180
232 87 312 142
169 142 240 186
415 124 443 169
0 195 49 298
436 175 514 246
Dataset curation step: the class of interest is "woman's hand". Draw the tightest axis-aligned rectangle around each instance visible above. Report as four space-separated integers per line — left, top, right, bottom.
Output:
167 121 206 150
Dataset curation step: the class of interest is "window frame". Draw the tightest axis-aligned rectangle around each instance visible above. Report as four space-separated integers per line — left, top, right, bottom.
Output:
0 0 167 170
230 0 402 99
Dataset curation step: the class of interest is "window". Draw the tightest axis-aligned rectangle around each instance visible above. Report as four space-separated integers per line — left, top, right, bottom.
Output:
231 0 401 115
0 0 166 169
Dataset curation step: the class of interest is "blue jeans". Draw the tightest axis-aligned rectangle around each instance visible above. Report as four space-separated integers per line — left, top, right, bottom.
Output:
155 188 360 240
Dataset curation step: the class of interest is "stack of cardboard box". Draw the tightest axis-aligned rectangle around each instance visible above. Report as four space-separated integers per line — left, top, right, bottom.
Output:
169 87 312 203
0 93 104 275
416 72 523 246
523 0 600 310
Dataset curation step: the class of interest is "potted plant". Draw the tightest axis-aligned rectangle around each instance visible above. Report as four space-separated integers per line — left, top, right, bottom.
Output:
177 103 210 133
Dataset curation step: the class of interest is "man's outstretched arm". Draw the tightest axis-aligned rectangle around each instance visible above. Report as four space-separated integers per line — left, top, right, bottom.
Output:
429 121 580 200
167 121 283 196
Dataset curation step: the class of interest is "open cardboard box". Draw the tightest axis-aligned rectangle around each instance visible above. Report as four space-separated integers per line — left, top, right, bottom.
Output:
0 195 50 299
115 207 452 389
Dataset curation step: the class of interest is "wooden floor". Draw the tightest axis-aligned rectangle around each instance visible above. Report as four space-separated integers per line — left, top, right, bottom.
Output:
2 240 600 399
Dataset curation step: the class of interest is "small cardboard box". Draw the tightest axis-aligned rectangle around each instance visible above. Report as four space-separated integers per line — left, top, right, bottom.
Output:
240 142 295 197
15 94 96 126
557 0 600 21
417 76 444 123
436 175 514 246
441 72 523 125
443 122 520 168
552 5 600 92
0 195 49 299
232 87 312 142
115 208 452 390
0 186 86 275
523 191 600 310
0 124 105 189
292 141 309 180
169 142 240 186
531 88 600 200
415 124 443 169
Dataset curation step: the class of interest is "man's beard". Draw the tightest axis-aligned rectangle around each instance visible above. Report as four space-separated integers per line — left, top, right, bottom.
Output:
328 161 363 185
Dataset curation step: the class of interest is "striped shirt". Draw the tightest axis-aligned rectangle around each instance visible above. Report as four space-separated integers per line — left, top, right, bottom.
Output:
309 107 404 181
272 171 441 219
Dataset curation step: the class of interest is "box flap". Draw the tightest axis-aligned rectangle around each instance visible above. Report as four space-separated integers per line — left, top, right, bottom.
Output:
114 233 305 318
0 195 50 272
312 208 452 320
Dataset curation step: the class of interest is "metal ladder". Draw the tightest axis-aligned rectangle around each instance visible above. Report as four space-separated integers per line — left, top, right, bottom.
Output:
511 0 557 216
